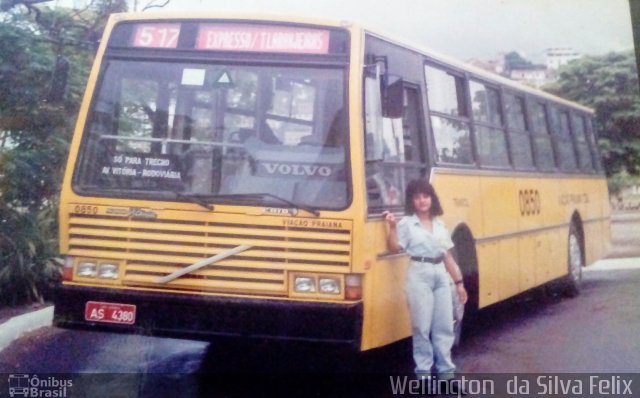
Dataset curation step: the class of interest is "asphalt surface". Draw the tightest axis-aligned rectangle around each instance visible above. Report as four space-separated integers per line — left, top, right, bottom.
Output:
454 258 640 373
0 213 639 397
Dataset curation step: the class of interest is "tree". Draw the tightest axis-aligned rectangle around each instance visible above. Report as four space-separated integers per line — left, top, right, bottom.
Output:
544 51 640 176
0 1 126 305
503 51 535 70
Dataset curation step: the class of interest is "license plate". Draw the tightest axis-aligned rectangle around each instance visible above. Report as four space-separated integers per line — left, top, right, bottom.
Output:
85 301 136 325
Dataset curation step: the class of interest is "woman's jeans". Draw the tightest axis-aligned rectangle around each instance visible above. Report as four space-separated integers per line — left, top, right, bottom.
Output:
405 261 456 379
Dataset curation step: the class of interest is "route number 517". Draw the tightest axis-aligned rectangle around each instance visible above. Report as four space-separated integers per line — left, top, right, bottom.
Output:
133 24 180 48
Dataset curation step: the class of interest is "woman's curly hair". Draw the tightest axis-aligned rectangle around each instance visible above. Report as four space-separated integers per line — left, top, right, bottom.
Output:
404 178 444 217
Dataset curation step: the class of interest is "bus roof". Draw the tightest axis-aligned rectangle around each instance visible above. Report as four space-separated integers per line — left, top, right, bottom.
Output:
109 12 593 114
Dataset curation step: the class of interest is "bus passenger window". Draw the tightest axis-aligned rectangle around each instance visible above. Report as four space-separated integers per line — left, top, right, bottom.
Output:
585 118 603 173
572 114 595 172
505 93 534 169
424 65 474 166
430 116 473 164
530 102 556 171
469 81 509 168
550 107 578 172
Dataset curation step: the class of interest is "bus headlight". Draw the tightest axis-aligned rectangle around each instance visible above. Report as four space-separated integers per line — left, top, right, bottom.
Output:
294 276 317 293
319 277 341 294
77 261 98 278
98 263 119 279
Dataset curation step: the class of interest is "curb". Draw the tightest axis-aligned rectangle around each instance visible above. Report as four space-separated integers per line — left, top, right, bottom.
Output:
586 257 640 272
0 306 53 352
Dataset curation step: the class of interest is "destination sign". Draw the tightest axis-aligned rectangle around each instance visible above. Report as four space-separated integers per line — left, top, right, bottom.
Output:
196 24 330 54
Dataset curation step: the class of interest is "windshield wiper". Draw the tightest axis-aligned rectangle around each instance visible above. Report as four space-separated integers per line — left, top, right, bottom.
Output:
211 193 320 217
173 191 214 211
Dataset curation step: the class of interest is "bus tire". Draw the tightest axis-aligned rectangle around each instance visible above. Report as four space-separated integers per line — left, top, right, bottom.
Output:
451 227 479 347
564 222 584 297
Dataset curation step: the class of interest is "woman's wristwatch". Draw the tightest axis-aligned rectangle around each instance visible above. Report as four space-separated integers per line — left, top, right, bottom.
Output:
454 279 464 286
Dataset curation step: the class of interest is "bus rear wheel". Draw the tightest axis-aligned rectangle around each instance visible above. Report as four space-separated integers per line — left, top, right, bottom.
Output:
564 222 584 297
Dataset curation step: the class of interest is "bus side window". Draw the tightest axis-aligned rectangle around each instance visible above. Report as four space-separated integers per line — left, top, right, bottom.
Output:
424 64 474 166
530 102 556 171
585 118 603 173
364 74 385 161
364 80 424 213
549 106 578 172
505 93 534 169
572 113 595 173
469 80 509 168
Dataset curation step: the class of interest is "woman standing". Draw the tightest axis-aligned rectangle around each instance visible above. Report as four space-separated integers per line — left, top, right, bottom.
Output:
382 178 467 384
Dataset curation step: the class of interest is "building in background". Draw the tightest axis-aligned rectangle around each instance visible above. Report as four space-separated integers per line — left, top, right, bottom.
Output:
468 48 582 88
545 47 581 70
508 65 549 88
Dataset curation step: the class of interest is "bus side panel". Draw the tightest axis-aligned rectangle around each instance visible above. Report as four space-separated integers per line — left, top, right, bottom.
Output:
548 227 568 280
498 237 521 300
480 176 520 300
555 176 610 270
585 178 611 264
516 176 544 291
359 221 411 351
476 242 500 307
431 172 488 303
518 236 536 291
584 221 598 265
540 177 569 283
432 173 483 240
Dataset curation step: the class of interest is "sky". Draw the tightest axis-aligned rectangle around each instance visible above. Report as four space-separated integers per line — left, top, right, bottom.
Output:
150 0 635 63
52 0 634 63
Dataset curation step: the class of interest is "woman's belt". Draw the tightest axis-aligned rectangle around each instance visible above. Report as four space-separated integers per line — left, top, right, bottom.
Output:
410 255 445 264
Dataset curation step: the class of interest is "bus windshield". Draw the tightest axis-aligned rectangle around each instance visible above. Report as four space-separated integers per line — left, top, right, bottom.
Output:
75 60 348 210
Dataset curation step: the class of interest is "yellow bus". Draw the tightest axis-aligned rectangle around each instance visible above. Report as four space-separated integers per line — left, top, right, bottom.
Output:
53 12 610 351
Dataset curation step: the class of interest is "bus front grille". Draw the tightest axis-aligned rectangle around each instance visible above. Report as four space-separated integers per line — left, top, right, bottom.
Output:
67 208 352 296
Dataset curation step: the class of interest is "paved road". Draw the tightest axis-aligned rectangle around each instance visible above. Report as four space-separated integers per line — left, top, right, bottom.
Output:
455 257 640 373
1 214 639 397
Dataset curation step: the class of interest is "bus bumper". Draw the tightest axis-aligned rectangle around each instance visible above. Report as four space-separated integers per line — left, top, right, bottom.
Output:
53 284 363 348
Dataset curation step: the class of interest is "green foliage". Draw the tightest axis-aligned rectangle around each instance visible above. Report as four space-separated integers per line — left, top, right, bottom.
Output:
504 51 537 70
0 2 125 306
0 202 60 305
607 171 635 196
544 51 640 176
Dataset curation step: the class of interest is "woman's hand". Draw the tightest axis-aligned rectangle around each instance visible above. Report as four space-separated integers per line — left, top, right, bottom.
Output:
456 284 468 305
382 210 401 253
382 210 397 229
